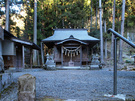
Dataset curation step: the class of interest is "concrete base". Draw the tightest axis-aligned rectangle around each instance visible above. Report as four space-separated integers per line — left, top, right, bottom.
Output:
104 94 126 100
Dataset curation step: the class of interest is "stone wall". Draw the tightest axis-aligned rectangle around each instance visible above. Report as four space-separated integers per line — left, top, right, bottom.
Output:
0 73 13 93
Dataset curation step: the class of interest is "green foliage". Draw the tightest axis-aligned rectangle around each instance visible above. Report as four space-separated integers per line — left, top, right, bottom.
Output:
103 32 111 40
1 0 135 46
88 30 100 39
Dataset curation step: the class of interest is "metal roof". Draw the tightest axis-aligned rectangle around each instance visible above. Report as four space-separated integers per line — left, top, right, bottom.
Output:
42 29 99 42
3 29 40 50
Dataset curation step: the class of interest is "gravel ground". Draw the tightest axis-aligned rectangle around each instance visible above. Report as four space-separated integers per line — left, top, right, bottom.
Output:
0 68 135 101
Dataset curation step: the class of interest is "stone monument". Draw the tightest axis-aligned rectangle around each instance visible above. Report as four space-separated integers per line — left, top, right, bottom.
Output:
18 74 36 101
45 53 56 70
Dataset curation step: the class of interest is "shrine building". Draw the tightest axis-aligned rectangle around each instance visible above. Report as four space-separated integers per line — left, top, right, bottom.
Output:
41 29 99 67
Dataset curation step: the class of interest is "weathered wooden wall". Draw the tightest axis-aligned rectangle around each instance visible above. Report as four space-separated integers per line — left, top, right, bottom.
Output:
54 46 91 66
3 55 16 68
2 39 15 55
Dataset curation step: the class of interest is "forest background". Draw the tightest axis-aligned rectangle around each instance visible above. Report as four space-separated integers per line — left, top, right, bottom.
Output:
0 0 135 61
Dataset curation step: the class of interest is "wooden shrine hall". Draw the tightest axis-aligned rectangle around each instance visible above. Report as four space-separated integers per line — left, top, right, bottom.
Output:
41 29 99 67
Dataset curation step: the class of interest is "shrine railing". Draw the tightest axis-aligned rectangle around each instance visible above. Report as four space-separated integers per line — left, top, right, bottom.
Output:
107 28 135 95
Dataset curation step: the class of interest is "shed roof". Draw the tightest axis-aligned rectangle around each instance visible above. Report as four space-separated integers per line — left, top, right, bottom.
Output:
3 29 40 50
42 29 99 42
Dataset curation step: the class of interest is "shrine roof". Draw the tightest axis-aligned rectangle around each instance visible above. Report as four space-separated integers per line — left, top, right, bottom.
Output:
42 29 99 42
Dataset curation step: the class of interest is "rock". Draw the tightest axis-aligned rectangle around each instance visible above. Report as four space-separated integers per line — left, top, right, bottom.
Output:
0 74 2 93
18 74 36 101
0 56 4 73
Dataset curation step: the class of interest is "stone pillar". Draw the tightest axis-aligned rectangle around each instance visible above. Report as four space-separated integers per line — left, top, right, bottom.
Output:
18 74 36 101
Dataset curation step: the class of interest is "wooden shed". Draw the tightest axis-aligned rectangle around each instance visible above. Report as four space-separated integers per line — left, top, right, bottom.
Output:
0 27 40 70
41 29 99 67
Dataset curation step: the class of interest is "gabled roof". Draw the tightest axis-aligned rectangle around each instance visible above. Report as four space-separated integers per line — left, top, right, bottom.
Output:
56 35 88 45
42 29 99 42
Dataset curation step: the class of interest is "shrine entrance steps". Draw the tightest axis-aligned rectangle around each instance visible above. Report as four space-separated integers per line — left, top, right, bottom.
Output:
56 66 90 70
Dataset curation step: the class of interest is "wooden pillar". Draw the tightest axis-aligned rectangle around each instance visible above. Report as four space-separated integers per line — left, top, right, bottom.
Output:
86 46 89 65
41 42 44 66
37 51 40 65
30 48 32 69
80 45 82 67
61 46 63 67
22 45 25 68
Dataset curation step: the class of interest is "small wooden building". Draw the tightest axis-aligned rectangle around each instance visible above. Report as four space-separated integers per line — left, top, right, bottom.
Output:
42 29 99 67
0 27 40 71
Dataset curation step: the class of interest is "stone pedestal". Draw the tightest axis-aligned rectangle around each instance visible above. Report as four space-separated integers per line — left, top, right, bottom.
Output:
18 74 36 101
46 54 56 70
69 60 74 66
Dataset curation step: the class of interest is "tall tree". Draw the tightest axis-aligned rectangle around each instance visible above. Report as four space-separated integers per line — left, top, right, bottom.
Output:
104 20 107 59
119 0 126 63
95 2 98 30
33 0 37 65
102 0 111 60
111 0 116 59
90 0 92 32
99 0 104 64
5 0 10 31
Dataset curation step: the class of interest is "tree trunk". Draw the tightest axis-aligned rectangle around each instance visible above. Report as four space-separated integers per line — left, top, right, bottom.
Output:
119 0 126 63
5 0 10 31
33 0 37 65
117 14 120 33
62 19 64 28
105 39 107 59
99 0 104 64
90 0 92 32
111 0 116 59
104 20 107 59
95 4 98 30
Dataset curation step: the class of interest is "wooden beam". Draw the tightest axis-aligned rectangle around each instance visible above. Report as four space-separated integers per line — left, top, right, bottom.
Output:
61 46 63 67
11 38 33 45
86 46 88 65
30 48 32 69
63 46 79 48
41 42 44 66
22 45 25 68
37 51 40 65
80 45 82 66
